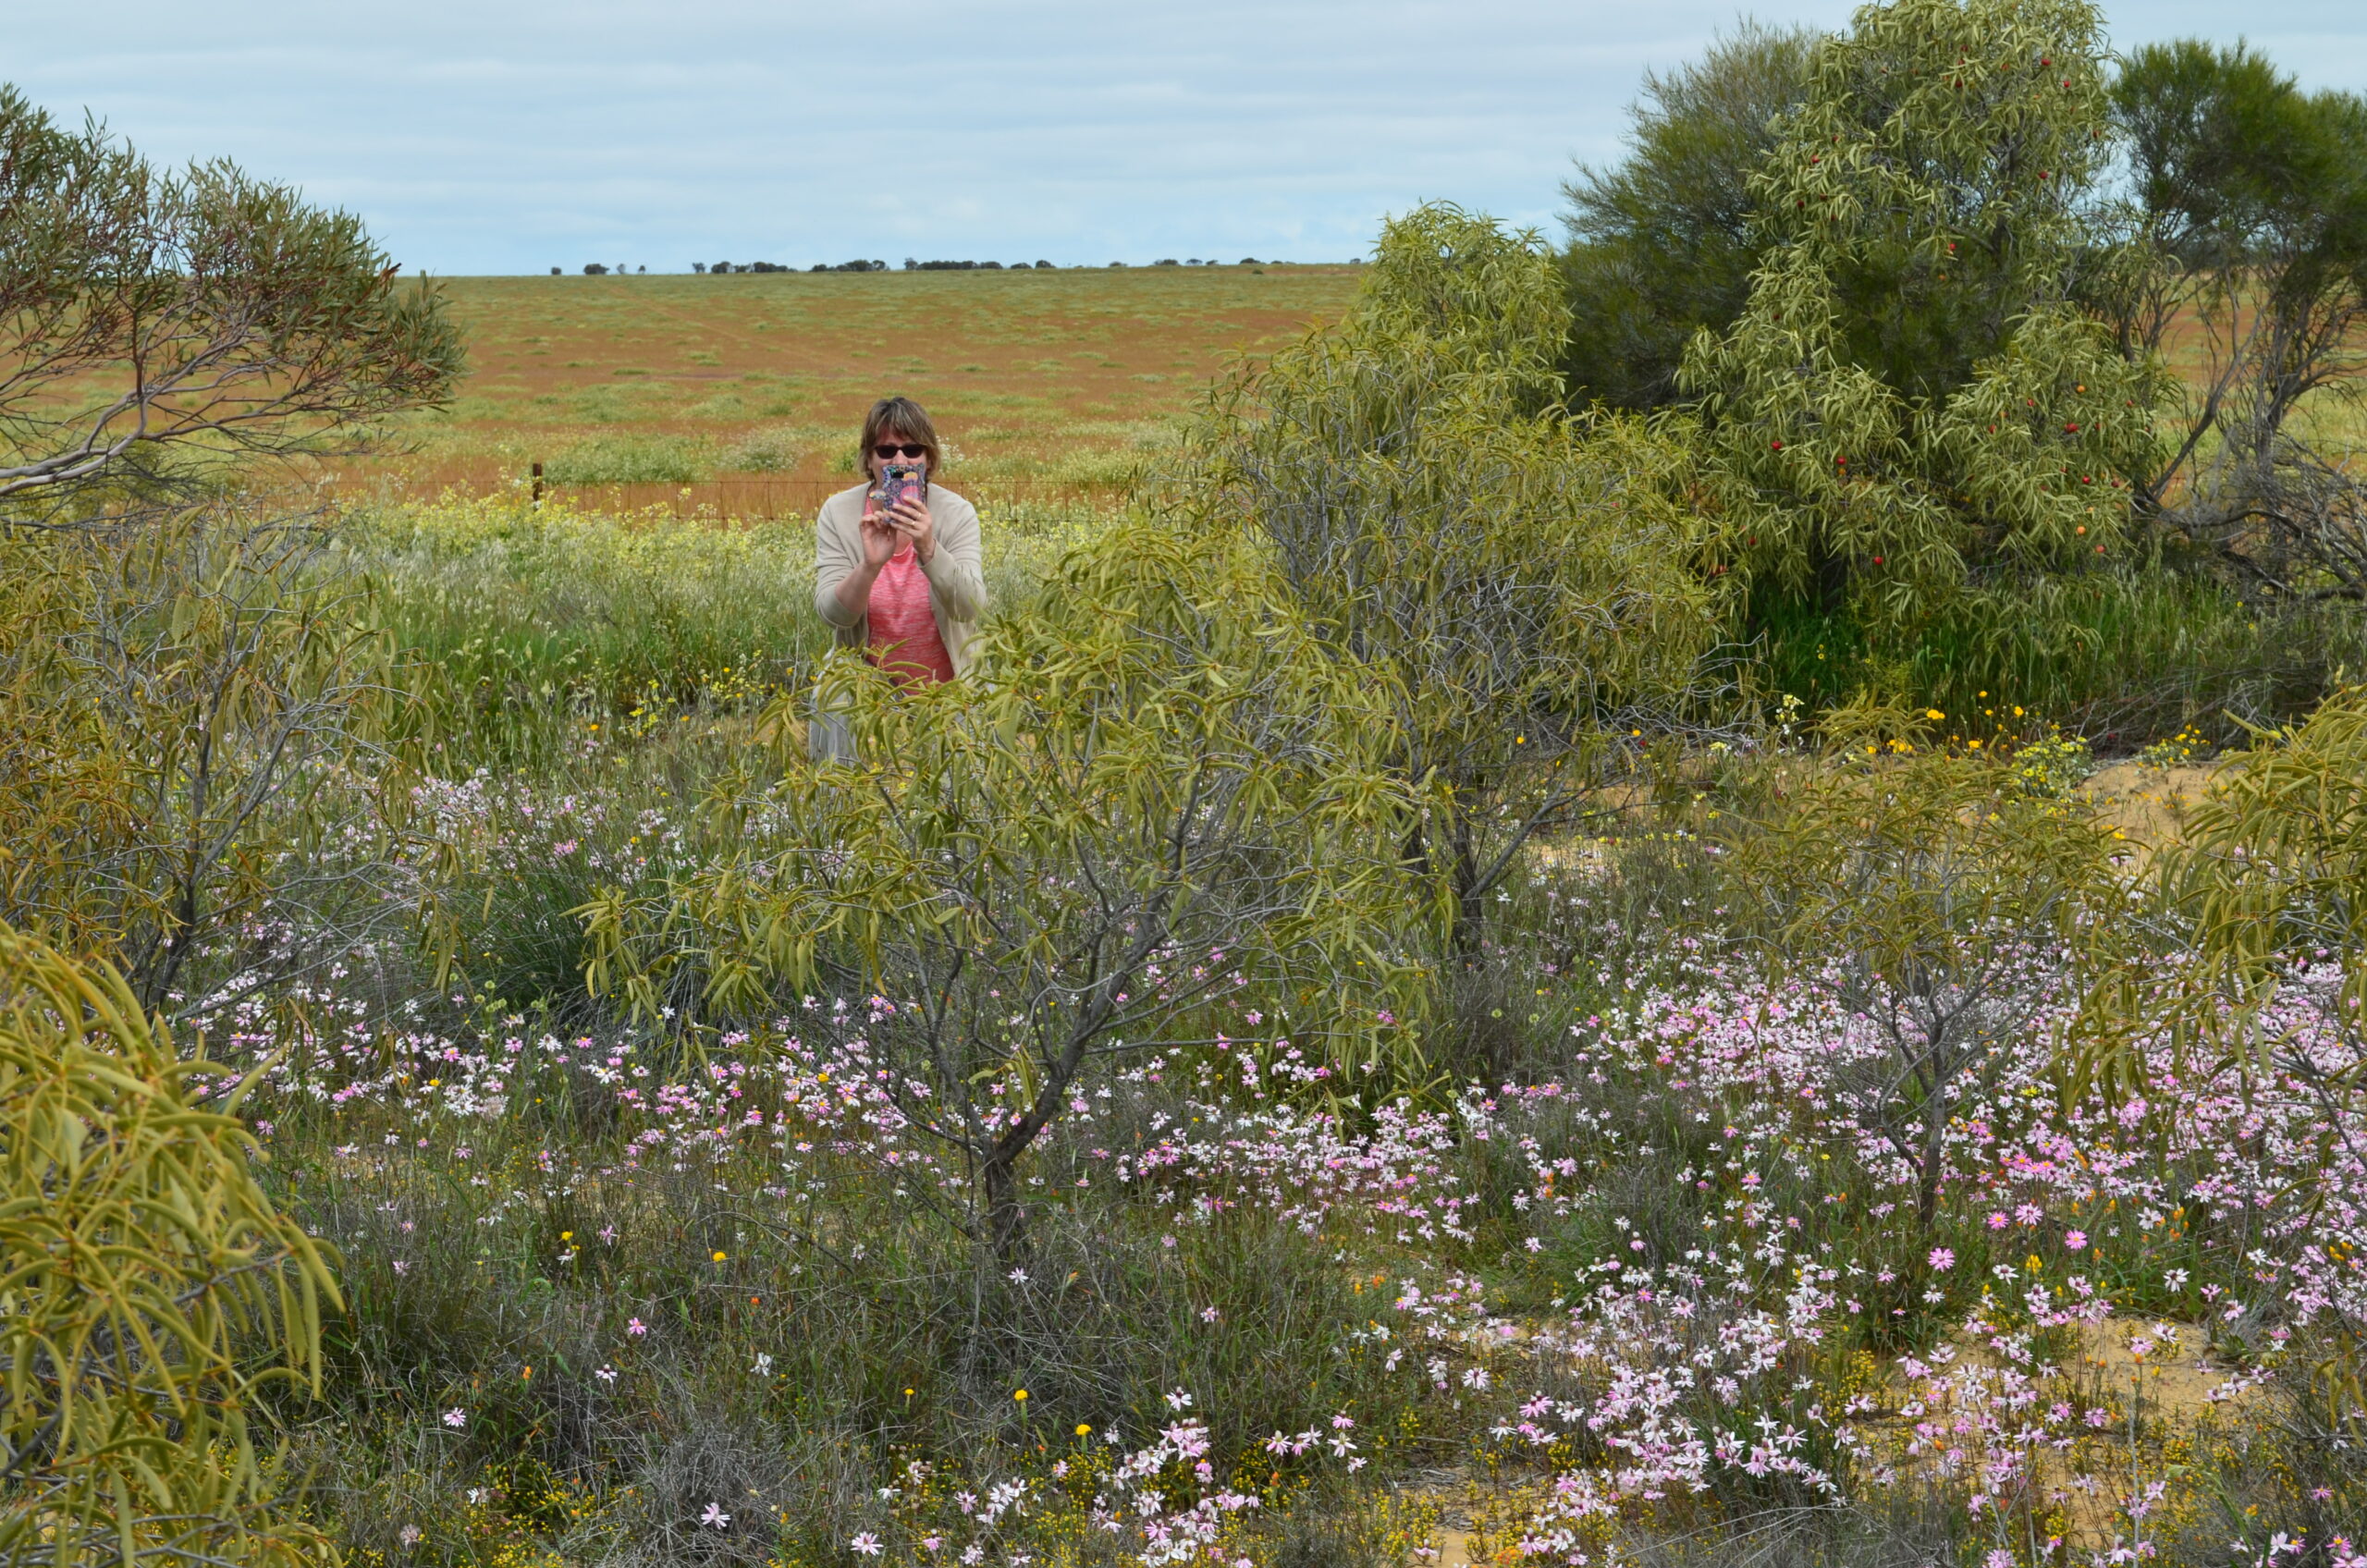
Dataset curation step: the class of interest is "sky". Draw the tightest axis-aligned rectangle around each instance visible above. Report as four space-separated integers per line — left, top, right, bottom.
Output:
9 0 2366 277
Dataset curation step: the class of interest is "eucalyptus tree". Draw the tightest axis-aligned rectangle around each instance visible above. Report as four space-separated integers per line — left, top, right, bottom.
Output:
2109 42 2367 600
577 523 1437 1257
1174 204 1729 962
1680 0 2162 626
1560 21 1823 411
0 84 461 525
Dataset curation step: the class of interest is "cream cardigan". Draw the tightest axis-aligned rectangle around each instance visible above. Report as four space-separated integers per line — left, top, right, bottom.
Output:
812 482 987 678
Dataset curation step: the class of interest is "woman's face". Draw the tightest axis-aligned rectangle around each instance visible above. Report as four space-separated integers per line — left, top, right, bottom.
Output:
866 430 928 481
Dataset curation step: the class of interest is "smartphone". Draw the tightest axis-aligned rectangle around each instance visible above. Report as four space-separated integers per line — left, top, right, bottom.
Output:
876 460 926 515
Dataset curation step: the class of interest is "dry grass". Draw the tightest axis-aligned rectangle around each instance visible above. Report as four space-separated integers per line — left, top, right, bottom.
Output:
343 265 1364 519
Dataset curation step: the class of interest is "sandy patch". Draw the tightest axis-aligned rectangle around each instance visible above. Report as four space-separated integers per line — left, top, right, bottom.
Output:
2079 762 2220 851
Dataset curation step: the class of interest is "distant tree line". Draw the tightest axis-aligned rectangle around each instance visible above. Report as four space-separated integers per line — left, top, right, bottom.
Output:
904 259 1052 271
546 255 1311 278
657 257 1278 276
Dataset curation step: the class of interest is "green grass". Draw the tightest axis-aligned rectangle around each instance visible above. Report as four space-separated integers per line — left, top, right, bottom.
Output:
1748 562 2367 747
350 490 1115 768
541 434 716 484
350 495 827 767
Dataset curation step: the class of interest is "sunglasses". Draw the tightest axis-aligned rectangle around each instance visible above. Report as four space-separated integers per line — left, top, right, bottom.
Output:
873 443 928 459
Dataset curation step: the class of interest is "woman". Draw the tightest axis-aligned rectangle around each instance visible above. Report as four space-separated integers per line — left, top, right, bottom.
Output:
813 396 987 686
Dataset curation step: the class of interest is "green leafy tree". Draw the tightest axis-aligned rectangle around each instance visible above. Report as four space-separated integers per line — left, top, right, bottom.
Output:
1681 0 2163 626
2109 43 2367 597
0 926 340 1567
0 83 453 1013
578 523 1434 1257
1559 22 1822 410
1175 204 1728 964
0 85 463 525
1724 749 2118 1240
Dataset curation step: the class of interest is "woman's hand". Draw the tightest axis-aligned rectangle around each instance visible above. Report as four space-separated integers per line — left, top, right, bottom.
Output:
832 505 902 623
859 504 901 570
888 495 937 564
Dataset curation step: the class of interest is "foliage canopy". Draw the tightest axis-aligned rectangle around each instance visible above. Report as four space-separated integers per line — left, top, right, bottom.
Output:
0 513 406 1015
579 521 1438 1251
0 85 463 523
2110 42 2367 599
1682 0 2164 624
1176 203 1728 949
2163 688 2367 1025
1559 23 1822 411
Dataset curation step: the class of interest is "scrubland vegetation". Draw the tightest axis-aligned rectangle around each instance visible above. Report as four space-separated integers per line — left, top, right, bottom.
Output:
8 1 2367 1565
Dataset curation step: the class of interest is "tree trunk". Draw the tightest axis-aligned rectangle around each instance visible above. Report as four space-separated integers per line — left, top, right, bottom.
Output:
981 1150 1027 1266
1917 1099 1947 1233
1450 804 1483 959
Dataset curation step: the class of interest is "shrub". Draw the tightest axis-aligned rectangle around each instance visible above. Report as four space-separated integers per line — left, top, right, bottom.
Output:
1747 559 2367 742
718 424 803 472
1718 748 2122 1237
1175 202 1727 969
0 927 339 1568
2163 684 2367 1023
576 521 1436 1249
0 510 406 1014
542 435 712 485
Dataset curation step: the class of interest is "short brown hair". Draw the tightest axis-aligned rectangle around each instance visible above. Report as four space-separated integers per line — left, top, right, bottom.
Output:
859 396 943 481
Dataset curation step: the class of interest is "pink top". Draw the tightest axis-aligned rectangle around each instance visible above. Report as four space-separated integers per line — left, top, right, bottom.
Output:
865 542 956 686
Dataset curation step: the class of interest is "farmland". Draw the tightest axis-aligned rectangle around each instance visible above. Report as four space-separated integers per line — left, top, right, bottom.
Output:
355 265 1364 516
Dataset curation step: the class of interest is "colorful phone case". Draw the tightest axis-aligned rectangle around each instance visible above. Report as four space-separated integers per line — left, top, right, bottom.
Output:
877 461 926 514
